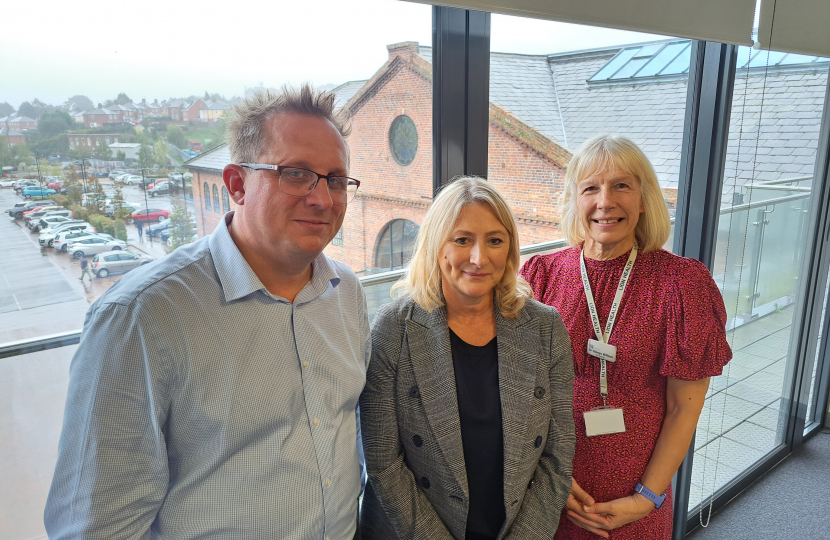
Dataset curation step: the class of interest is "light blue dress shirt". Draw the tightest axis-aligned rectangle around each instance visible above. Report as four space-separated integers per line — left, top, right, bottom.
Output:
45 213 371 540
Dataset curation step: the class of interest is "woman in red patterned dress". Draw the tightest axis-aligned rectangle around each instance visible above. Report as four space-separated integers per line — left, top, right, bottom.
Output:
521 134 731 539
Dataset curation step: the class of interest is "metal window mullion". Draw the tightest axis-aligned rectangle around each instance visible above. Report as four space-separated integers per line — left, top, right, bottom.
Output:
672 40 737 540
787 70 830 443
432 6 490 193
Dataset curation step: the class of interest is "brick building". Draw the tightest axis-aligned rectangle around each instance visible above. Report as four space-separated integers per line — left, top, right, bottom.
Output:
0 128 26 146
183 99 208 122
185 38 828 277
186 41 568 275
81 105 120 128
67 133 123 151
0 115 37 131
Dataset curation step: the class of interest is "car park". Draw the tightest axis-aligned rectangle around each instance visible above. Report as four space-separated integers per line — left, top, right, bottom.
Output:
104 201 142 218
0 179 16 188
68 237 127 259
108 171 125 180
22 187 57 199
53 230 110 252
38 222 92 247
91 251 154 278
122 175 142 186
32 213 75 231
132 208 169 223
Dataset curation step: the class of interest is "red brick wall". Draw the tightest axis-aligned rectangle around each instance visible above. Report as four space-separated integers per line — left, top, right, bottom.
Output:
188 48 566 273
193 170 234 236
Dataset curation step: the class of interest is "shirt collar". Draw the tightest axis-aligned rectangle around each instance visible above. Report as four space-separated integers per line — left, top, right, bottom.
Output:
209 212 341 303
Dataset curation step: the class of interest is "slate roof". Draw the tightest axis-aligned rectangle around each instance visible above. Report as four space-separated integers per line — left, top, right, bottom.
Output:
419 41 828 196
332 80 368 110
205 100 231 110
5 115 36 123
0 128 24 136
185 143 230 171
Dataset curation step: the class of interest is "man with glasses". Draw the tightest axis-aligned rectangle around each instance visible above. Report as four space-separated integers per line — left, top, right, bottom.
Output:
46 84 369 540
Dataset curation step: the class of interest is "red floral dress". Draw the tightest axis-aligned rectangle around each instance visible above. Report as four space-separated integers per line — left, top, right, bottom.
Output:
521 247 731 540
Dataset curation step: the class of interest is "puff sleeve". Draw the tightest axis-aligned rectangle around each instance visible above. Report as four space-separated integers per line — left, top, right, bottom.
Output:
660 257 732 380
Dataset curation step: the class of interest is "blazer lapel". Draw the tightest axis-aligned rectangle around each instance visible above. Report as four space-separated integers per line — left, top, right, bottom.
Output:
496 308 540 508
406 305 469 499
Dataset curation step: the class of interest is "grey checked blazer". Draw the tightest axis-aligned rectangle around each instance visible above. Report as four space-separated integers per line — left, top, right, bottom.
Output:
359 295 575 540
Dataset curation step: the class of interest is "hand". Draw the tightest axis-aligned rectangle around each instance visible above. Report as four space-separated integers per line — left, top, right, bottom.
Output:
567 492 655 536
565 478 611 539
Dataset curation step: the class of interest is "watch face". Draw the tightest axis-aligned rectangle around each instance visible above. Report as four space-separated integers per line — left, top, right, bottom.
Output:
389 115 418 166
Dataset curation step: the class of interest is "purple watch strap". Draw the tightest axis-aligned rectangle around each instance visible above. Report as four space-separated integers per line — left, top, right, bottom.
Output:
634 481 666 509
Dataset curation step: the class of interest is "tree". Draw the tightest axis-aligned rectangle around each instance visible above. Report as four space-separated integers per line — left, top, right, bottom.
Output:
38 110 74 137
12 142 34 164
138 142 155 169
32 134 69 156
116 149 126 162
0 102 14 117
110 181 132 222
64 167 83 205
0 140 13 167
154 140 170 167
166 200 196 252
97 140 113 161
17 102 37 119
63 95 93 113
166 125 187 149
116 93 131 105
86 175 107 213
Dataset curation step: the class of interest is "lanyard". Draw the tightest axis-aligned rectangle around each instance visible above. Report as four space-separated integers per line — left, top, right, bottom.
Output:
579 243 637 405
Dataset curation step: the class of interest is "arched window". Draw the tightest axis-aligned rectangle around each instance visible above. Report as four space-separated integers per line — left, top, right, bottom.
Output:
374 219 419 271
222 186 230 213
204 182 211 210
212 184 220 213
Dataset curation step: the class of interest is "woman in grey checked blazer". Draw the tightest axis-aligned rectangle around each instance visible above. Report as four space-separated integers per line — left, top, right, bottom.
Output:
359 177 575 540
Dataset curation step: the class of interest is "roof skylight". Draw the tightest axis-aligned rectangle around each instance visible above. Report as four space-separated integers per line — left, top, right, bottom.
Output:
589 40 829 83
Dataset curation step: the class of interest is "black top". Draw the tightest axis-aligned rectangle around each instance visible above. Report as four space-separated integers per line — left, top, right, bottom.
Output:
449 328 505 540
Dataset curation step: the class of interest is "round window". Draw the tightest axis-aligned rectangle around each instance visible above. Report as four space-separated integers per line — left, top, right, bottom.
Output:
389 115 418 166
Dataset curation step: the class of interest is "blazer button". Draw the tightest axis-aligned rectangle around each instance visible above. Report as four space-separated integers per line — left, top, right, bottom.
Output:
421 476 431 489
409 386 420 398
413 435 423 447
528 478 535 489
534 386 546 399
535 436 543 448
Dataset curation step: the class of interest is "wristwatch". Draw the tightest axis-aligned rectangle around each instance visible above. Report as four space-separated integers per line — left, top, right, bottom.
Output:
634 481 666 509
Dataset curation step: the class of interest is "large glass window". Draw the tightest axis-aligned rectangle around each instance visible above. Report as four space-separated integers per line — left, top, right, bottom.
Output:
488 15 690 255
690 48 829 513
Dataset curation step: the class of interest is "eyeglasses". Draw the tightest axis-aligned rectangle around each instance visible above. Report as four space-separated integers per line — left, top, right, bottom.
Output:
240 164 361 204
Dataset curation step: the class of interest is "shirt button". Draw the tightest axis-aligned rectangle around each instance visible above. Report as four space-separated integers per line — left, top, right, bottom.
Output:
302 360 309 367
325 478 331 487
313 418 320 426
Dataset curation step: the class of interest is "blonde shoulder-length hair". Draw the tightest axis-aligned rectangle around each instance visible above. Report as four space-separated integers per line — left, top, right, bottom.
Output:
561 133 671 253
392 176 532 318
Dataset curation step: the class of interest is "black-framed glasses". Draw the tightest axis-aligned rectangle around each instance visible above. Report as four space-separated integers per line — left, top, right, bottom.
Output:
240 164 361 204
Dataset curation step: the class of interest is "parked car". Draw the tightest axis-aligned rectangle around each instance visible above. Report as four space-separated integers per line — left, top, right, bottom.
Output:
39 222 92 247
104 201 142 218
91 251 155 278
132 208 169 223
13 180 38 193
68 237 127 259
0 179 16 187
32 213 75 231
147 218 171 237
54 231 110 252
122 175 142 186
108 170 125 180
47 180 66 192
148 180 179 197
163 229 198 245
22 187 57 199
8 200 56 219
22 206 62 225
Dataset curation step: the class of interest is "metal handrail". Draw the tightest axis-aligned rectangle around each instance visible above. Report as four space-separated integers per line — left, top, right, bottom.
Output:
0 330 82 360
720 191 811 214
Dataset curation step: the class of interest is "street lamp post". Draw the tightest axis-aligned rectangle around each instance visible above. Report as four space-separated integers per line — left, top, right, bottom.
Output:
141 168 152 244
34 153 43 196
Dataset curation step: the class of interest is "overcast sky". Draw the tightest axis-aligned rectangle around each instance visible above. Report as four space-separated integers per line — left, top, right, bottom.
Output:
1 0 666 110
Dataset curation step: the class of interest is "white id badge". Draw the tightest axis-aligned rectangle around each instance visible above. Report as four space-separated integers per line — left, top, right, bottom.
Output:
584 407 626 437
587 339 617 362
